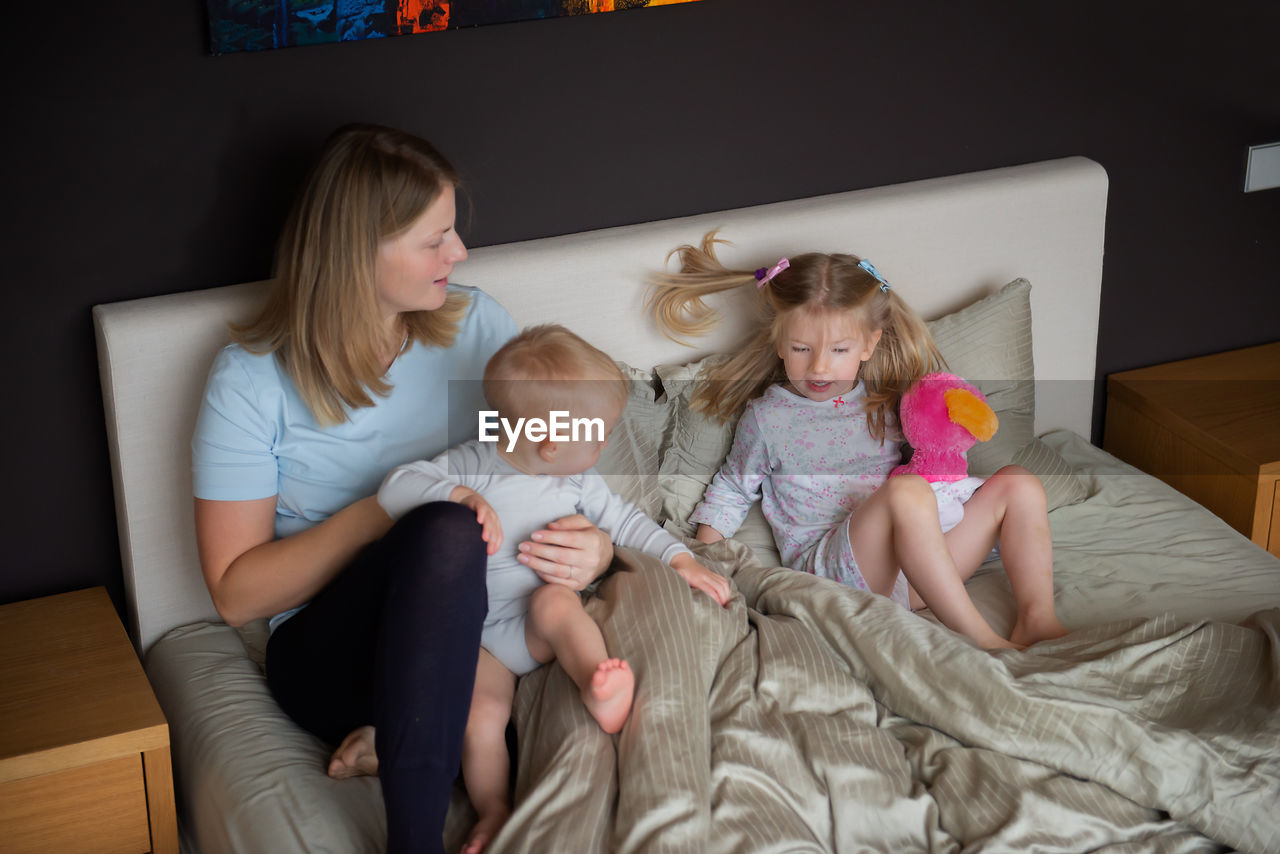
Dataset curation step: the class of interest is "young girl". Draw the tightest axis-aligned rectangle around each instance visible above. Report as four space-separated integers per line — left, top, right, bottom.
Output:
649 231 1068 650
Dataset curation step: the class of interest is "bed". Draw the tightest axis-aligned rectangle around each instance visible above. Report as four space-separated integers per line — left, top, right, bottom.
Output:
93 156 1280 853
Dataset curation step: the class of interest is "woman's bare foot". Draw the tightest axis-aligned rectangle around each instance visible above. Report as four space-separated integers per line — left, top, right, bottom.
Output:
461 805 511 854
582 658 634 734
327 725 378 779
1010 609 1069 647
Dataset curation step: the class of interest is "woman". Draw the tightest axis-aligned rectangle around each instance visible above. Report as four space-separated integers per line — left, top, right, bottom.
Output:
191 123 615 853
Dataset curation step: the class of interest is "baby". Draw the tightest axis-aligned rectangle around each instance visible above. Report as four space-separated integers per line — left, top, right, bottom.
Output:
377 323 730 854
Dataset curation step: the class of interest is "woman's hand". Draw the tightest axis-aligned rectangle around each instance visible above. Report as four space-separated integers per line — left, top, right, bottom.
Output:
520 514 614 591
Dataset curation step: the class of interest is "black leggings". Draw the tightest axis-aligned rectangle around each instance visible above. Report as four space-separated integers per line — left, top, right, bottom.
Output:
266 502 488 854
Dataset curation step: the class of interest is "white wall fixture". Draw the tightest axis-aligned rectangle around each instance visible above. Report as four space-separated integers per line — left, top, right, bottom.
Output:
1244 142 1280 192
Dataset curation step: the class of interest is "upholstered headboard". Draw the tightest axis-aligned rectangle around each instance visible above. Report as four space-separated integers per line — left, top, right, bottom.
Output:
94 156 1107 651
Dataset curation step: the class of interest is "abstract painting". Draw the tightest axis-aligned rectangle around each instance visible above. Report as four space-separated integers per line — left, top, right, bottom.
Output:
208 0 704 55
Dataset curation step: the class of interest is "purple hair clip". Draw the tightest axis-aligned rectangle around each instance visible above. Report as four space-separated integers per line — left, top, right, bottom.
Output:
754 258 790 289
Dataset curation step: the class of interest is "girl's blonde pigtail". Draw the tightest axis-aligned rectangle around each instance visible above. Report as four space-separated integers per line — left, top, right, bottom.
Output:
648 230 783 420
648 230 757 342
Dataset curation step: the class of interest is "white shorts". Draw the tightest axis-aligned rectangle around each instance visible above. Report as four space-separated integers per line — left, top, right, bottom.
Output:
932 476 986 533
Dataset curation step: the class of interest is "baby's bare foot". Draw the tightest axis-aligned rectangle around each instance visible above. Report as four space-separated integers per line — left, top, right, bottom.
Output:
328 725 378 779
461 805 511 854
582 658 634 734
1011 611 1069 647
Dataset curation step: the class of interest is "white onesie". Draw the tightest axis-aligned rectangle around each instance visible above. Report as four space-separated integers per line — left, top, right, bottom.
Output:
379 440 691 674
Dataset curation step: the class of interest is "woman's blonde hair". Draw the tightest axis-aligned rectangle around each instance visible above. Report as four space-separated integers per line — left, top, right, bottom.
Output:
648 230 944 442
231 123 470 425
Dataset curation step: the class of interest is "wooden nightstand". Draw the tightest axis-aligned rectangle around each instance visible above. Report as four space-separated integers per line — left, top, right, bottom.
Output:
1104 341 1280 558
0 587 177 853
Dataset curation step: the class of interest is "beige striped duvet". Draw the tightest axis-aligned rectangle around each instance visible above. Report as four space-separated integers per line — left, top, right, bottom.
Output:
491 541 1279 854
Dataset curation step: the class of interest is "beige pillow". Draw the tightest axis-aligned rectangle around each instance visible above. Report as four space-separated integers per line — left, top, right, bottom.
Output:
925 278 1034 477
1010 435 1088 512
654 356 736 538
925 278 1086 507
724 502 783 568
597 360 668 521
655 280 1088 555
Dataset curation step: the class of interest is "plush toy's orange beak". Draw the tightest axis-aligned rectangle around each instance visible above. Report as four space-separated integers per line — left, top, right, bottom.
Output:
945 387 999 442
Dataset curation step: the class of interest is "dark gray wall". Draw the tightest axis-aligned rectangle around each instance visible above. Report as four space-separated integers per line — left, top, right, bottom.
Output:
3 0 1278 614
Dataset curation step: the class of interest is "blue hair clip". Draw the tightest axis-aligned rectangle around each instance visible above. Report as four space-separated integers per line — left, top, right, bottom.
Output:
859 259 891 293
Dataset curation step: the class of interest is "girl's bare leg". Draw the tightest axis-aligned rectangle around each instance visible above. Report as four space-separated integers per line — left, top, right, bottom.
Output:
848 474 1019 650
328 725 378 779
526 584 634 733
461 650 516 854
943 466 1068 646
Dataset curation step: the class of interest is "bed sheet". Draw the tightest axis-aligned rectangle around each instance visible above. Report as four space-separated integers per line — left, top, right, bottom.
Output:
963 430 1280 632
147 431 1280 853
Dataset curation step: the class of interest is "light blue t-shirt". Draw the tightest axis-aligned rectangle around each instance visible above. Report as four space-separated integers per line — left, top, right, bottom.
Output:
192 285 517 543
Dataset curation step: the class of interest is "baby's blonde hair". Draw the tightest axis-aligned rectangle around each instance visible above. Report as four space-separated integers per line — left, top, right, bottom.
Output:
483 324 628 422
648 230 943 442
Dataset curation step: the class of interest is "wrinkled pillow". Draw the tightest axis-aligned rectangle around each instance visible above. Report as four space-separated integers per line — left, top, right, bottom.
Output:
925 278 1087 507
1010 435 1088 512
655 279 1089 558
654 355 736 538
598 360 668 521
925 278 1034 478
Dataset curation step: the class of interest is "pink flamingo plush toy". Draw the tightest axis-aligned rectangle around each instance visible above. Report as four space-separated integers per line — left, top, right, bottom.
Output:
891 372 998 482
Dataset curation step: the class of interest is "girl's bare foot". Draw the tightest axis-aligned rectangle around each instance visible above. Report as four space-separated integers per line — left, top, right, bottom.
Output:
328 725 378 779
461 805 511 854
980 634 1025 651
1010 610 1069 647
582 658 634 734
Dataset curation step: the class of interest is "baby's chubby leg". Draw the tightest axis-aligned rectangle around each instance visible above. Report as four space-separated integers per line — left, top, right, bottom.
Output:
461 650 516 854
526 585 634 734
